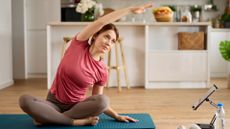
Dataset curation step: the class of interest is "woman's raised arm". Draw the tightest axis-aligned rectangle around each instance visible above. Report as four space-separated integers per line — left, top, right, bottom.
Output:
77 3 153 41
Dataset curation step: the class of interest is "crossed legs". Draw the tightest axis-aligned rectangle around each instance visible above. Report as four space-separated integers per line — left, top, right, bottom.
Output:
19 94 109 126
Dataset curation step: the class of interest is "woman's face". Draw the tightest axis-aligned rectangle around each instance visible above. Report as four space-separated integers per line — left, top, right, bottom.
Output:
94 30 117 54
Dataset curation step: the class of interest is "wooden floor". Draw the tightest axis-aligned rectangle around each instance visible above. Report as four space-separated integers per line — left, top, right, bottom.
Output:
0 78 229 129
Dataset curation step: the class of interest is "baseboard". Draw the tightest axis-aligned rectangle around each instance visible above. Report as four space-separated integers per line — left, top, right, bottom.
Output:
0 80 14 90
145 82 207 89
106 85 144 88
210 73 228 78
27 73 47 78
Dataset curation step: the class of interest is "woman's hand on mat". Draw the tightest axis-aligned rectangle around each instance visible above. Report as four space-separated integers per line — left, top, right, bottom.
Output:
130 3 153 14
115 115 139 123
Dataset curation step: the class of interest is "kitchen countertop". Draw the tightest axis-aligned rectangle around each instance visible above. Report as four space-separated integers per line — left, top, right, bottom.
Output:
48 22 211 26
211 28 230 32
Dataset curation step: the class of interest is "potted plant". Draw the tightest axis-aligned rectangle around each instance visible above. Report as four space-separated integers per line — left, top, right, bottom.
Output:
75 0 104 22
190 5 202 22
219 40 230 88
220 13 230 28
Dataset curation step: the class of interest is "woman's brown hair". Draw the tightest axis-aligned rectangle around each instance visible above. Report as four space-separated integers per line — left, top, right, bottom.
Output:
91 23 119 44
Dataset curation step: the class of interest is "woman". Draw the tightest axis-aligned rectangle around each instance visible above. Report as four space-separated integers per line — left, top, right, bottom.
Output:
19 3 152 126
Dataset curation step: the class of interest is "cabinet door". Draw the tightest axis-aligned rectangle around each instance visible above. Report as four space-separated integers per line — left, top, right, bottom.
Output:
210 32 228 77
148 52 208 81
25 0 60 29
27 30 47 74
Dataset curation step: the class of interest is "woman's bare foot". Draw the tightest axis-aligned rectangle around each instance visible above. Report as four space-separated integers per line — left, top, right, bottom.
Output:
33 119 42 126
72 116 99 126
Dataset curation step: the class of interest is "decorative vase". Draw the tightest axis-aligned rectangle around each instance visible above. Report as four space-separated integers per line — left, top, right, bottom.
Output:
81 10 95 22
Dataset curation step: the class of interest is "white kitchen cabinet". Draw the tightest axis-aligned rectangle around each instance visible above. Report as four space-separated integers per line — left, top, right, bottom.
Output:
24 0 60 78
145 24 210 88
210 29 230 77
148 51 207 82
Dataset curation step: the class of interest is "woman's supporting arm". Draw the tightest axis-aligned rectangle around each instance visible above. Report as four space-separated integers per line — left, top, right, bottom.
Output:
104 107 138 122
92 85 138 122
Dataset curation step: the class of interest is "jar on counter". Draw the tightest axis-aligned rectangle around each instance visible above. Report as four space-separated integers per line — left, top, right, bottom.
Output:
191 5 202 22
180 6 192 22
192 11 200 22
214 19 220 28
213 15 221 28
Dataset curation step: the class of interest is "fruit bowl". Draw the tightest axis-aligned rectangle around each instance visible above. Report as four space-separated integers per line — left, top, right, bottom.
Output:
154 13 173 22
153 7 173 22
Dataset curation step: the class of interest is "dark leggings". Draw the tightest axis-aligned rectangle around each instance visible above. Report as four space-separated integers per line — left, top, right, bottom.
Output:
18 92 109 125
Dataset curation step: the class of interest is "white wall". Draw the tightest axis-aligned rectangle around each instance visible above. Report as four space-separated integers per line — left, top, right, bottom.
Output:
25 0 60 78
11 0 60 79
12 0 26 79
0 0 14 89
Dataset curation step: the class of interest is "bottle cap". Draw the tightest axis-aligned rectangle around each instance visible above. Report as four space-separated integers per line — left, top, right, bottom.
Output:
217 102 224 107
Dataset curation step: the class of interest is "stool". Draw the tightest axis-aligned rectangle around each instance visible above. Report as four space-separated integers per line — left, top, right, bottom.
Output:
107 38 129 92
62 37 72 57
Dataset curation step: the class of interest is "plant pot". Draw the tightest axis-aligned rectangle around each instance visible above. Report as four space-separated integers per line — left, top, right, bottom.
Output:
223 22 230 28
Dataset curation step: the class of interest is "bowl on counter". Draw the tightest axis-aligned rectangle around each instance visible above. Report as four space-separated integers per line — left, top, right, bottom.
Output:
153 7 173 22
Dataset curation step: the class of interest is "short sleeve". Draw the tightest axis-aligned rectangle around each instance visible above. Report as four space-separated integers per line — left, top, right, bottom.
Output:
95 77 107 86
95 69 108 86
95 81 106 87
74 34 89 42
71 34 89 47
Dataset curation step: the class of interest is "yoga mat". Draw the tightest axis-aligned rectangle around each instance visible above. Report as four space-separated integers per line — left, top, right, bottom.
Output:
0 113 155 129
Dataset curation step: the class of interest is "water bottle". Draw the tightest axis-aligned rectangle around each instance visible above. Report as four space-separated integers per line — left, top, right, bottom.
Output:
215 102 225 129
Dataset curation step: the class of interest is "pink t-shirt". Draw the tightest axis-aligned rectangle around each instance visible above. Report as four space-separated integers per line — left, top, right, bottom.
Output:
50 37 108 104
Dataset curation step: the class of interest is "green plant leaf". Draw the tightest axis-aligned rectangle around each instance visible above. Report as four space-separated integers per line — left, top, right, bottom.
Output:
219 40 230 62
168 5 176 12
190 5 202 12
220 13 230 22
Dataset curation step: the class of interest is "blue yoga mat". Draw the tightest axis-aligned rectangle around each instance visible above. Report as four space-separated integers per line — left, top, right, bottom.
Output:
0 113 155 129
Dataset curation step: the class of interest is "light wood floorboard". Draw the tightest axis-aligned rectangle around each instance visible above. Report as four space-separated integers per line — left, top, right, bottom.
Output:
0 78 229 129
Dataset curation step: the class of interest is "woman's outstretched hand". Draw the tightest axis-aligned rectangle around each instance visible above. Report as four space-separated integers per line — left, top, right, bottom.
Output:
130 3 153 14
115 115 139 123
